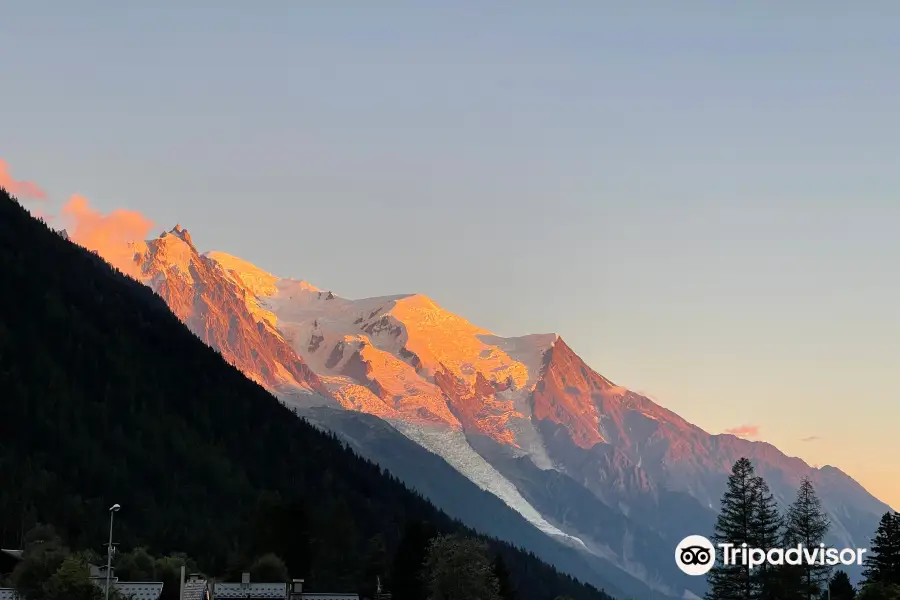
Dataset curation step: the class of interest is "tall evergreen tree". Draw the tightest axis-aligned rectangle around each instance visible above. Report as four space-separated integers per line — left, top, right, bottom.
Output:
862 512 900 587
706 458 758 600
750 476 782 600
784 478 831 600
770 517 805 600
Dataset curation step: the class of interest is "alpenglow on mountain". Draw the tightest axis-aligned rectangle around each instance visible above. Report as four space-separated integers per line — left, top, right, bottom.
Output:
99 224 890 599
0 190 616 600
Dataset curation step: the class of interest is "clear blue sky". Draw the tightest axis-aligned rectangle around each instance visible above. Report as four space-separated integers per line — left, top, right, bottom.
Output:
2 2 898 507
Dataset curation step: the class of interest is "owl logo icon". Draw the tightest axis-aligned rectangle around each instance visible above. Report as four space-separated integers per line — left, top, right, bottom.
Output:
675 535 716 576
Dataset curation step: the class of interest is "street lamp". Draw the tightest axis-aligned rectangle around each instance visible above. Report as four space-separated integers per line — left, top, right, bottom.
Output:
105 504 121 600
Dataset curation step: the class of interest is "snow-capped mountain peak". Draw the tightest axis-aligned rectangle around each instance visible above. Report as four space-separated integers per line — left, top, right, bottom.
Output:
205 250 289 297
168 223 193 244
164 245 568 447
126 230 327 396
85 222 889 598
139 226 198 280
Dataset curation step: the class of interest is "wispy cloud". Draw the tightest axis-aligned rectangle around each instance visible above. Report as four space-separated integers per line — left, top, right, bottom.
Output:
0 159 46 200
725 424 760 438
800 435 820 443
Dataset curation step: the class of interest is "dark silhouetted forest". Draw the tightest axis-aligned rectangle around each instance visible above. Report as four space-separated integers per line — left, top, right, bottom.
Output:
0 188 614 600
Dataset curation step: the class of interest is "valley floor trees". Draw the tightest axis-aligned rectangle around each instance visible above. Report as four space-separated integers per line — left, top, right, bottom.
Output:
11 525 106 600
10 522 524 600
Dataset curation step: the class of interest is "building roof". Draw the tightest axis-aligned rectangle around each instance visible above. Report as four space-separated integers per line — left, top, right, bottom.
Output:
213 582 287 599
92 579 164 600
183 578 209 600
0 550 23 561
115 582 165 600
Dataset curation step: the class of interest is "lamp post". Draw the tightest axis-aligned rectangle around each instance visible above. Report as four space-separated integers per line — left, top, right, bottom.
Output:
105 504 121 600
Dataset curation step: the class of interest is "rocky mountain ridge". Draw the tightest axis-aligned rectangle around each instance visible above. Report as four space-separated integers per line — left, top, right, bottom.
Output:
106 224 889 597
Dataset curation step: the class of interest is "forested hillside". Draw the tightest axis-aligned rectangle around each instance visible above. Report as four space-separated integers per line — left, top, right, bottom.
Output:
0 188 614 600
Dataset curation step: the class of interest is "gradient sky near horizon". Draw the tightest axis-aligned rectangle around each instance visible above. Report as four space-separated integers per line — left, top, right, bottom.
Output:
2 2 898 508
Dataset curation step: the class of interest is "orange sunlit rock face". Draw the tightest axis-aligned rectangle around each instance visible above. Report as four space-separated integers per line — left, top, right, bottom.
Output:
433 368 521 446
127 227 328 396
530 338 608 449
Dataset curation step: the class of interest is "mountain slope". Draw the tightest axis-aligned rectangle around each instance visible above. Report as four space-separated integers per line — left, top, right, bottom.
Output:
0 189 615 600
115 225 658 597
298 407 649 599
84 225 891 596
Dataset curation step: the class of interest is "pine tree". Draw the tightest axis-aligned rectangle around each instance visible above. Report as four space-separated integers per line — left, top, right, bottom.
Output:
783 478 831 600
706 458 757 600
750 476 782 600
828 570 856 600
768 514 805 600
862 512 900 586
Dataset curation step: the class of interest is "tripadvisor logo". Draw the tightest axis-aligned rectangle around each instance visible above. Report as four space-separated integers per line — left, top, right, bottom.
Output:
675 535 867 577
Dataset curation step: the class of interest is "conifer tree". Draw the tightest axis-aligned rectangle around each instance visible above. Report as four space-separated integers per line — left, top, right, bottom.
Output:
783 478 831 600
766 496 802 600
707 458 757 600
862 512 900 586
750 476 782 600
828 569 857 600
